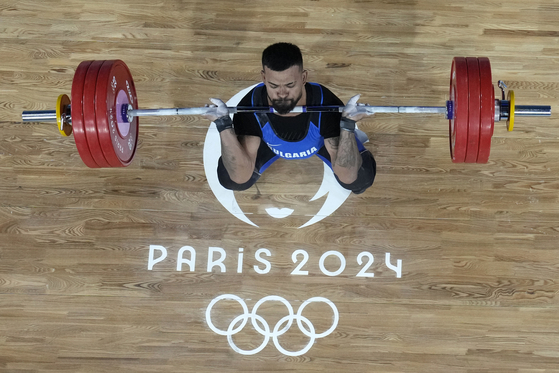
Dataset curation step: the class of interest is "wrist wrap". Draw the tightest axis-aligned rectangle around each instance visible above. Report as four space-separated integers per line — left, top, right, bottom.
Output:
214 116 233 133
340 117 356 132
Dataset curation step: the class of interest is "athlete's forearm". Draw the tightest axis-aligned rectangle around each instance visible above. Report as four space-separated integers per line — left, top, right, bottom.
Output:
332 130 362 184
219 129 256 184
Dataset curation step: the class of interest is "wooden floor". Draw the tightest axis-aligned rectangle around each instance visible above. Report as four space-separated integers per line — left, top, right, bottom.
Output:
1 0 559 371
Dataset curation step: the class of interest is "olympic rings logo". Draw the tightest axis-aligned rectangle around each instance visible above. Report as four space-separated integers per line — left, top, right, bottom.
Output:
205 294 339 356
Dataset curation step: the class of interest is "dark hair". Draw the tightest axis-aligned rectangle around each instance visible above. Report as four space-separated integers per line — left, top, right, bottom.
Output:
262 43 303 71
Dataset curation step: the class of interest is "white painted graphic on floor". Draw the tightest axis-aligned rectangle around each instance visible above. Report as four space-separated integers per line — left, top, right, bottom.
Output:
147 245 403 278
206 294 339 356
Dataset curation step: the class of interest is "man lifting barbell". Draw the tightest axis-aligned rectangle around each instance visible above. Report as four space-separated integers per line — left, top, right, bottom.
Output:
203 43 377 194
21 53 551 169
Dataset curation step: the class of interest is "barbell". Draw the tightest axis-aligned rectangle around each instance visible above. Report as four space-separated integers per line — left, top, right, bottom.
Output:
21 57 551 168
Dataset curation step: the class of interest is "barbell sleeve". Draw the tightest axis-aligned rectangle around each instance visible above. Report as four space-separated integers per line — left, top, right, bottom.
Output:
22 110 57 122
513 105 552 116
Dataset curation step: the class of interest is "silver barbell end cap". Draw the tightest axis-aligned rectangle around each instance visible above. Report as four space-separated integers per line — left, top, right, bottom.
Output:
127 104 134 123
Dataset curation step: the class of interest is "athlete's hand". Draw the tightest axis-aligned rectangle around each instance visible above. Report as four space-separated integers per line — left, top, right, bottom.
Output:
203 98 229 122
342 94 374 122
203 98 233 133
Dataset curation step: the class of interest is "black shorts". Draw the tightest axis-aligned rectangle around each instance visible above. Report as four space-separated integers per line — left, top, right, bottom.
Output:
217 140 376 194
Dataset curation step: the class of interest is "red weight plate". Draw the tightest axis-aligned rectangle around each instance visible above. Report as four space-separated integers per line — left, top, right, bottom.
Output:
477 57 494 163
83 60 111 167
449 57 468 163
71 61 99 168
95 60 139 167
465 57 481 163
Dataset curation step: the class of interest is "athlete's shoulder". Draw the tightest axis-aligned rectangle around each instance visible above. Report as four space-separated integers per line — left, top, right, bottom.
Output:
237 83 265 106
306 83 343 106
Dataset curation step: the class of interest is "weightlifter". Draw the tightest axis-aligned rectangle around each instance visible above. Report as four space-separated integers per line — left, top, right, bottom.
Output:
204 42 376 194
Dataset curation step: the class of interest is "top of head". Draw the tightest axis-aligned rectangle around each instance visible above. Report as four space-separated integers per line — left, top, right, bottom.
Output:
262 42 304 72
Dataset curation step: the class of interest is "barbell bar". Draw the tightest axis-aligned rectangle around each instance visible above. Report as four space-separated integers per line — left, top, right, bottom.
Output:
21 104 449 121
22 102 550 121
21 57 551 168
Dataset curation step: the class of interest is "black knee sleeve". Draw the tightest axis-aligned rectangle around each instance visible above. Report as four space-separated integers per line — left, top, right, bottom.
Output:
335 150 376 194
217 157 261 191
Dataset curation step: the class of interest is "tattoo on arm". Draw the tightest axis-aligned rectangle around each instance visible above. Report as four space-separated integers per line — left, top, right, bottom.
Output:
326 137 339 150
219 134 260 183
221 142 238 175
336 134 358 168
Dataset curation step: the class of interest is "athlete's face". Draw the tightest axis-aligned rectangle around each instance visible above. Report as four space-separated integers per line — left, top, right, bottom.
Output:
261 65 307 115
